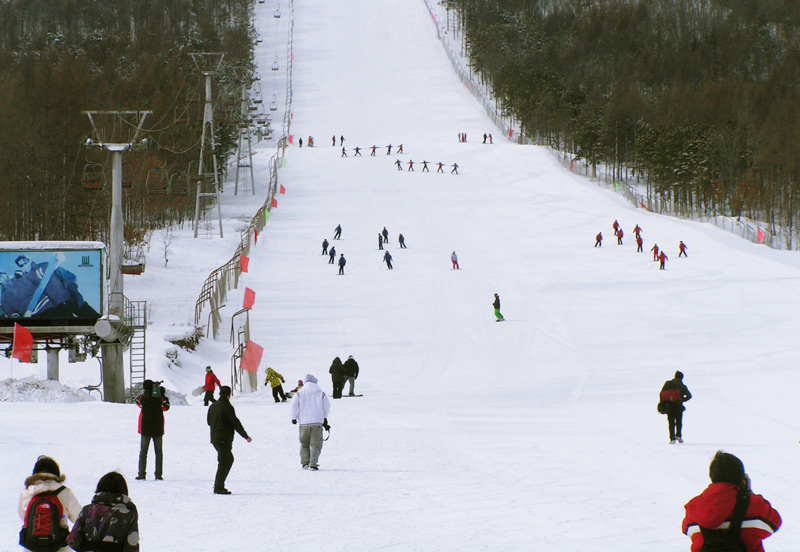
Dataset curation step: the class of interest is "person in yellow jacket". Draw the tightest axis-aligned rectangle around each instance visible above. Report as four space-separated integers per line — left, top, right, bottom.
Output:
264 367 287 403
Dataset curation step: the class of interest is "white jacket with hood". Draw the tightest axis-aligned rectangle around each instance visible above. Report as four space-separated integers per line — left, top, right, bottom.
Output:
19 472 82 535
290 375 330 426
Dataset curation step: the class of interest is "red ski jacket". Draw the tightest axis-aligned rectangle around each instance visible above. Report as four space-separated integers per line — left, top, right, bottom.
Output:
682 482 781 552
204 371 221 392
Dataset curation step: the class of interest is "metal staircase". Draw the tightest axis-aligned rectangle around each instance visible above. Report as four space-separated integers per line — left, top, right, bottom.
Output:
126 300 147 393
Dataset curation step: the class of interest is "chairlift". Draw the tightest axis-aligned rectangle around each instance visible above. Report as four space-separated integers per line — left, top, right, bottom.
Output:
169 172 189 196
271 57 279 71
274 5 281 18
121 244 146 276
174 105 190 124
82 163 105 190
269 95 278 112
145 167 169 194
253 94 263 105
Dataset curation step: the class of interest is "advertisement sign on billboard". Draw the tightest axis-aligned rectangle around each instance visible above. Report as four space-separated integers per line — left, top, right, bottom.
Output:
0 243 105 326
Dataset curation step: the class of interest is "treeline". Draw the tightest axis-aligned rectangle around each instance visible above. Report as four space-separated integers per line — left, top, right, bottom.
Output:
446 0 800 244
0 0 256 243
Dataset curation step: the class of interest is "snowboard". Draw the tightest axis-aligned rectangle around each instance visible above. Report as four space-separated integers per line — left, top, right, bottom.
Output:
191 386 205 397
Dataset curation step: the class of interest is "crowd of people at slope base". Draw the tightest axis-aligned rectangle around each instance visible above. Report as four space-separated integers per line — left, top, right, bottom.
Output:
595 220 688 270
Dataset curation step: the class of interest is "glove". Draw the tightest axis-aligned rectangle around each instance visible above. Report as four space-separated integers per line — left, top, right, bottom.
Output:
292 419 297 425
264 381 268 386
323 418 330 431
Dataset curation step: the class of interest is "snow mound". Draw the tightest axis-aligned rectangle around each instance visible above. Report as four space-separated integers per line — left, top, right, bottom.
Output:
0 377 98 403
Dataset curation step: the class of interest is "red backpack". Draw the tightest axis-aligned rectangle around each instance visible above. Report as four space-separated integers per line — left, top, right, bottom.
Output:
19 486 68 552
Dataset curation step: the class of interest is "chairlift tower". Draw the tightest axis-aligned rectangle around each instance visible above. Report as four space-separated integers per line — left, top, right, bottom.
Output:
234 83 256 195
83 110 150 403
190 52 225 238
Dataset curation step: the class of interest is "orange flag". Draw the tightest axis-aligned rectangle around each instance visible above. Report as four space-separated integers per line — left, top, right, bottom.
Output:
240 255 249 273
280 184 286 194
243 287 256 310
12 323 33 363
241 341 263 373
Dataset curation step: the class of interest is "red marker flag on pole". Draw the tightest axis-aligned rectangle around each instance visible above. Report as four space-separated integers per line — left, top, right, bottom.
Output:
280 184 286 195
240 255 249 273
243 287 256 310
12 323 33 363
254 227 258 243
240 340 263 373
758 228 764 244
271 198 278 208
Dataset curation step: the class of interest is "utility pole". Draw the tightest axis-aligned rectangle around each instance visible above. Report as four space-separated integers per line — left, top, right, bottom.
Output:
84 110 150 403
190 52 225 238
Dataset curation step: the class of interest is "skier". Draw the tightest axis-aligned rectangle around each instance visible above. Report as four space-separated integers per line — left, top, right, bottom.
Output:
398 234 406 248
493 293 504 321
328 246 336 264
659 250 668 270
370 145 377 156
483 133 487 144
203 366 221 406
633 224 642 237
333 224 342 240
341 146 347 158
679 241 688 257
595 232 602 247
308 136 314 147
386 144 392 155
407 160 414 171
451 162 459 174
338 254 346 275
451 251 459 270
290 374 331 471
395 159 402 171
322 238 329 255
421 160 429 172
378 234 383 250
382 227 389 243
636 234 644 253
264 367 287 403
354 146 361 157
437 162 444 173
397 144 404 154
682 451 781 551
329 357 345 399
658 371 691 444
383 251 393 270
612 220 620 235
617 228 624 245
651 243 660 261
332 135 336 146
299 137 303 148
340 135 345 146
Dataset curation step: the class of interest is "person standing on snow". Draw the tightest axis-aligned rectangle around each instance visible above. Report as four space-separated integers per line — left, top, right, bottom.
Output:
203 366 221 406
354 146 361 157
322 238 329 256
382 227 389 243
595 232 602 247
340 135 345 146
264 367 287 403
633 224 642 237
136 379 170 481
383 251 393 270
333 224 342 240
407 159 414 171
397 144 404 154
341 146 347 158
329 246 336 264
612 220 620 235
421 160 429 172
437 162 444 173
398 234 407 248
291 374 331 471
493 293 504 321
342 355 360 396
451 162 459 174
378 234 383 250
329 357 345 399
338 254 346 275
659 250 668 270
386 144 392 155
651 243 660 262
451 251 459 270
370 145 377 156
679 241 688 257
682 451 781 551
658 371 691 444
298 137 303 148
395 159 402 171
332 135 336 146
617 228 624 245
207 386 252 494
636 234 644 253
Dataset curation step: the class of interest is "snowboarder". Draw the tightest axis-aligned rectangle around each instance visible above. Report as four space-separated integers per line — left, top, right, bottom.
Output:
659 250 668 270
328 247 336 264
329 357 345 399
354 146 361 157
493 293 504 321
322 238 329 255
264 367 287 403
382 227 389 243
333 224 342 240
451 251 459 270
679 241 688 257
636 234 644 252
378 234 383 250
398 234 406 248
421 160 429 172
207 386 252 494
136 379 170 481
395 159 402 171
203 366 221 406
383 251 393 270
341 146 347 158
595 232 602 247
658 371 691 444
617 228 624 245
682 451 781 551
437 162 444 173
451 162 459 174
370 145 377 156
407 160 414 171
290 374 331 471
397 144 404 154
651 243 660 261
338 254 346 275
343 355 360 396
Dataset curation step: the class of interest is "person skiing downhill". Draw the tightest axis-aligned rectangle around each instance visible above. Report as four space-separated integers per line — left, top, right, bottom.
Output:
383 251 393 270
651 243 660 261
395 159 402 171
333 224 342 240
451 251 459 270
407 160 414 171
382 227 389 243
341 147 347 158
398 234 406 248
328 246 336 264
437 162 444 173
659 250 668 270
633 224 642 237
340 135 345 146
595 232 602 247
493 293 504 321
370 145 377 156
679 241 688 257
636 234 644 252
451 162 459 174
338 254 346 275
387 144 392 155
612 220 620 235
378 234 383 250
421 160 429 172
354 146 361 156
332 135 336 146
397 144 403 154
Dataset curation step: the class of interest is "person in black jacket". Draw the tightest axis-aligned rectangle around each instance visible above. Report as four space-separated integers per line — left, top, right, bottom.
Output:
342 355 360 396
659 371 692 444
136 380 170 481
329 356 345 399
207 386 252 494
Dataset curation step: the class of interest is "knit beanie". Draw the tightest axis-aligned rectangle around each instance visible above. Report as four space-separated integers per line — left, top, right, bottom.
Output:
33 456 60 477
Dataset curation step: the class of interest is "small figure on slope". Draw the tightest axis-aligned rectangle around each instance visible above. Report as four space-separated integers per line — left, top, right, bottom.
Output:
264 367 287 403
493 293 505 321
383 251 393 270
595 232 602 248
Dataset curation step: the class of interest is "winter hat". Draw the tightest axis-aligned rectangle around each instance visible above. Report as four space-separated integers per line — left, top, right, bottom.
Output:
297 379 304 386
674 371 684 380
305 374 318 384
143 379 154 391
348 355 354 359
709 451 745 485
33 456 60 477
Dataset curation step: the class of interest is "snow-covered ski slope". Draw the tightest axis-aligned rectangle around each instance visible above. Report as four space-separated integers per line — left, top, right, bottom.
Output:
2 0 800 550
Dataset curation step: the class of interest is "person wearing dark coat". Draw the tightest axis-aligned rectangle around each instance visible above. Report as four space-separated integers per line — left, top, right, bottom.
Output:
659 371 692 443
382 227 389 243
136 380 170 481
378 234 383 250
329 357 345 399
333 224 342 240
207 386 251 494
383 251 393 270
322 239 329 255
399 234 406 248
68 472 139 552
338 254 346 275
329 246 336 264
342 355 360 396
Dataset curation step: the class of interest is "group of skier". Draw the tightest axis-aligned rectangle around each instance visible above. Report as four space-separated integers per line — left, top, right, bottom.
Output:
394 159 458 174
321 224 406 275
595 220 687 270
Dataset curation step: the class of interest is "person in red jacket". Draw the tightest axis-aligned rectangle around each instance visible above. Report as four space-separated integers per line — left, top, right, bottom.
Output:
204 366 221 406
594 232 602 247
679 240 688 257
683 451 781 552
636 234 644 252
616 228 624 245
659 250 668 270
651 243 660 261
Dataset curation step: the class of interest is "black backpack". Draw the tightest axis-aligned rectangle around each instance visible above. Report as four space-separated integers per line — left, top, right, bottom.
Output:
698 492 750 552
19 486 69 552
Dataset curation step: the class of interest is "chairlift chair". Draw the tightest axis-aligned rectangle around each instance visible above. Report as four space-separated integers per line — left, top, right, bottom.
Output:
174 105 190 124
82 163 105 190
269 96 278 112
121 244 146 275
274 5 281 18
271 57 279 71
145 167 169 194
169 172 190 196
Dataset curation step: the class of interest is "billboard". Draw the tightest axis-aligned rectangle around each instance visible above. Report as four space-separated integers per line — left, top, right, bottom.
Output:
0 242 105 327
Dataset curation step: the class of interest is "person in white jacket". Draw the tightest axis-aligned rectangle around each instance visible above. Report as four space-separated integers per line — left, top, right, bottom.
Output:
19 455 82 551
290 374 331 471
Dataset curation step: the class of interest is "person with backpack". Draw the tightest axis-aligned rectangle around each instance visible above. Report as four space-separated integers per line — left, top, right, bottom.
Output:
290 374 331 471
135 379 170 481
67 472 139 552
342 355 360 396
19 455 82 552
658 371 692 443
682 451 781 551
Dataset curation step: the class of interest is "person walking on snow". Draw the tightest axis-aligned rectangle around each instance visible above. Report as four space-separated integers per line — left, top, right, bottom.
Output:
658 370 691 444
595 232 602 247
341 146 347 158
617 228 624 245
636 234 644 252
291 374 331 470
333 224 342 240
421 160 429 172
395 159 402 171
378 234 383 250
203 366 221 406
451 162 459 174
382 227 389 243
328 247 336 264
383 251 393 270
612 220 620 235
659 250 668 270
407 160 414 171
679 241 688 257
322 239 329 256
451 251 459 270
354 146 361 157
264 367 287 403
136 379 170 481
338 254 346 275
651 243 660 261
493 293 504 321
399 234 406 248
207 386 252 494
329 357 345 399
370 145 377 156
437 162 444 173
343 355 360 396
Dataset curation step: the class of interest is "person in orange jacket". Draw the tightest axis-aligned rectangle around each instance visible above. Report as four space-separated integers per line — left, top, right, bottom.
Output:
651 243 660 261
659 250 668 270
679 241 688 257
204 366 222 406
595 232 602 247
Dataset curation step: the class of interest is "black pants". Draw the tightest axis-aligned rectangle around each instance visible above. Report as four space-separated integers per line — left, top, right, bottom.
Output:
332 379 344 398
212 440 234 491
204 390 216 406
138 434 163 478
271 385 287 402
667 410 683 440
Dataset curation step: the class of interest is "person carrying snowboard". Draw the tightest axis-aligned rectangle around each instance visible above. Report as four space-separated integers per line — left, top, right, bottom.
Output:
493 293 504 321
264 367 287 403
203 366 221 406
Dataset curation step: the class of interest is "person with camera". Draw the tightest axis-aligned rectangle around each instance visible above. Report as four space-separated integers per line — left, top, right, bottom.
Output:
135 379 170 481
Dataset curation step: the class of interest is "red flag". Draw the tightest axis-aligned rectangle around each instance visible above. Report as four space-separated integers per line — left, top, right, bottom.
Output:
240 255 249 273
288 135 293 144
243 287 256 310
279 184 286 195
254 227 258 243
12 323 33 363
271 198 278 208
569 159 574 170
758 228 764 244
240 340 263 373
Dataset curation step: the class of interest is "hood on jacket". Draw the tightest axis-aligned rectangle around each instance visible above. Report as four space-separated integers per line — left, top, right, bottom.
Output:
300 380 322 395
684 482 740 529
25 472 66 488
